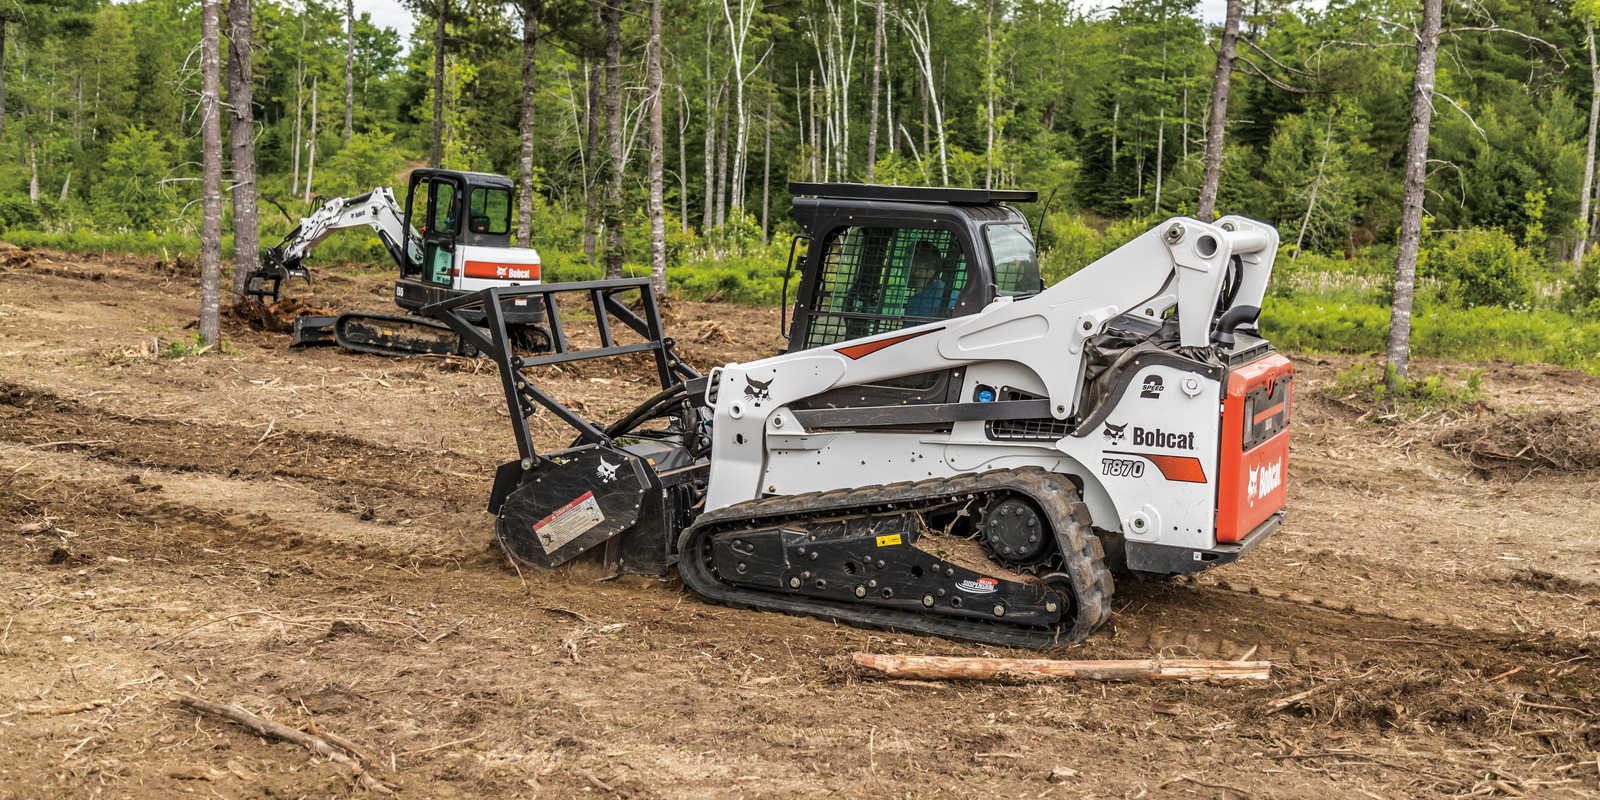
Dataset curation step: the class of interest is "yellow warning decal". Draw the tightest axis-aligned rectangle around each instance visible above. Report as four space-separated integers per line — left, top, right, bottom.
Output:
876 534 902 547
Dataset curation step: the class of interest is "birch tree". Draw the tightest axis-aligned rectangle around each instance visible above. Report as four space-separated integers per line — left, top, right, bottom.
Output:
895 0 947 184
866 0 884 182
722 0 758 211
1577 11 1598 266
648 0 666 293
343 0 353 140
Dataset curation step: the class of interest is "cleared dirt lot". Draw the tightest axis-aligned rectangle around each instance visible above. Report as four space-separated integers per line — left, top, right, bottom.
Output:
0 248 1596 799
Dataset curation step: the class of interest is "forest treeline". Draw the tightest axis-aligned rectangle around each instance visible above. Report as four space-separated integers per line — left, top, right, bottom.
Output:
9 0 1593 258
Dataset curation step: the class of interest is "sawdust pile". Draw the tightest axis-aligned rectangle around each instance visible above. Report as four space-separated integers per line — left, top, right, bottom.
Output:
1436 410 1600 471
229 297 334 333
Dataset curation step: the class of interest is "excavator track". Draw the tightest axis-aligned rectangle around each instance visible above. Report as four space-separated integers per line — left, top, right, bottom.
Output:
332 312 477 358
677 467 1114 649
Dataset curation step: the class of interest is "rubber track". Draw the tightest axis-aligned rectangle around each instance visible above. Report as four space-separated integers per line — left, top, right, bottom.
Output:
333 312 474 359
677 467 1114 649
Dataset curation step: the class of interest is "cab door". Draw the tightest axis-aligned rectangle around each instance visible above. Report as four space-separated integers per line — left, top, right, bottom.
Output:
396 174 464 311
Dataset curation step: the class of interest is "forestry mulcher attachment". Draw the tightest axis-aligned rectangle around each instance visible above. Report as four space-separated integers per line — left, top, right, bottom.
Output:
425 183 1292 648
248 168 556 358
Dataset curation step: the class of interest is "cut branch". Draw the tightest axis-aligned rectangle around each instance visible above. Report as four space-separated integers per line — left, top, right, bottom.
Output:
853 653 1271 682
177 693 393 794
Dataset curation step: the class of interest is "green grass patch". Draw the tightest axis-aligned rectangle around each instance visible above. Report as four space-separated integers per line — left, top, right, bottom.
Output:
1264 295 1600 374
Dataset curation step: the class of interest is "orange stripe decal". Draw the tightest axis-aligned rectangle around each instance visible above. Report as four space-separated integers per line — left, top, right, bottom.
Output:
835 328 943 360
1107 451 1208 483
1252 402 1285 424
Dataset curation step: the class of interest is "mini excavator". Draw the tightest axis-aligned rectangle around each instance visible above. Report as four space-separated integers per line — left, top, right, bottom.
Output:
424 183 1293 648
248 168 556 357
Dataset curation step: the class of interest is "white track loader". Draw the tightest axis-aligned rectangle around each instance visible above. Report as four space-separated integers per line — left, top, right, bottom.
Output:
424 183 1292 648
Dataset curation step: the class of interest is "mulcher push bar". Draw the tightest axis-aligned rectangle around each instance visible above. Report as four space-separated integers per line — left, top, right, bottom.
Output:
421 278 699 463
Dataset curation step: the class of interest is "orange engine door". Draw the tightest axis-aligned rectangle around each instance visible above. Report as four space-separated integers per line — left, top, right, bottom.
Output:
1216 354 1292 543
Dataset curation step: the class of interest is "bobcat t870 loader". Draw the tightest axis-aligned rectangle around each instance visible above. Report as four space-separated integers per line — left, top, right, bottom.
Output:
423 183 1293 648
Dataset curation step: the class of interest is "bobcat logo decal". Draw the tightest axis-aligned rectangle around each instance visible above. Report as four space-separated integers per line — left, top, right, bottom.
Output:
1102 422 1128 445
596 458 619 484
744 376 773 407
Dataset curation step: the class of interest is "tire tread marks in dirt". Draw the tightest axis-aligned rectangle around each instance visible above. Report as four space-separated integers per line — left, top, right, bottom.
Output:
0 381 485 516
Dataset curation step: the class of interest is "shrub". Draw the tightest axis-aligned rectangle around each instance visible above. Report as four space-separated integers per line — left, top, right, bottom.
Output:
1419 228 1535 309
1329 361 1485 416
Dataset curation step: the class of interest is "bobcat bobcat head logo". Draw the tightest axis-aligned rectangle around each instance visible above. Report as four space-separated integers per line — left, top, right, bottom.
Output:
1246 465 1259 501
1102 422 1128 445
596 458 619 484
744 376 773 407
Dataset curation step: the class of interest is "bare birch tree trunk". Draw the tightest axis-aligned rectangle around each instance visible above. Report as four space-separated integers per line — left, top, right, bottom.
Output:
866 0 884 182
1577 18 1599 267
1295 112 1336 257
647 0 665 293
1154 108 1165 213
984 0 995 189
897 1 948 185
517 0 543 248
344 0 353 140
201 0 224 346
703 24 716 231
585 58 601 265
292 26 304 195
761 65 771 243
1196 0 1241 222
26 127 36 201
716 89 729 225
429 0 448 168
227 0 258 300
722 0 755 213
0 21 8 148
603 0 624 278
678 88 689 233
303 77 317 203
1386 0 1443 386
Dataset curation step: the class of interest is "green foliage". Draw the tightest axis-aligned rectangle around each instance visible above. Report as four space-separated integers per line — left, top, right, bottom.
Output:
1330 361 1486 416
1418 229 1535 310
322 132 406 198
94 126 173 231
1265 294 1600 375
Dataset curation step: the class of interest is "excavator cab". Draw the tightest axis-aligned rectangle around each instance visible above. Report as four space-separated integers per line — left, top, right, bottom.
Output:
784 183 1041 351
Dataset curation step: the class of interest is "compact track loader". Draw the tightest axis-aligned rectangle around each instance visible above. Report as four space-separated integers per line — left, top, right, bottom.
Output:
425 183 1292 648
249 168 556 357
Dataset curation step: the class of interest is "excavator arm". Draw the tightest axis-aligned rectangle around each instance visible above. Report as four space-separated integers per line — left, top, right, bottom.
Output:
246 188 419 302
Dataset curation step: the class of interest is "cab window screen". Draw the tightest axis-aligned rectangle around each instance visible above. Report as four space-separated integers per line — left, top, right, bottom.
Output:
803 226 968 350
986 223 1041 296
469 187 512 235
429 182 458 235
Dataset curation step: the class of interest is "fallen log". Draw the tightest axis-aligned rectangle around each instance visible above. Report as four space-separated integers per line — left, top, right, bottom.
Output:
852 653 1271 682
176 693 393 794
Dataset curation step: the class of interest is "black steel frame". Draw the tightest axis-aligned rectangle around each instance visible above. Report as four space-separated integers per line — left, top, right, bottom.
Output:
422 278 700 463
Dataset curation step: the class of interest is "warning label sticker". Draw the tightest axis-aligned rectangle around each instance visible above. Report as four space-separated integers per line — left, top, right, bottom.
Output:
533 491 605 551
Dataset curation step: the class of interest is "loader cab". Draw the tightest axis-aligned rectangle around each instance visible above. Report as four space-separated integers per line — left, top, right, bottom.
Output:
785 182 1041 351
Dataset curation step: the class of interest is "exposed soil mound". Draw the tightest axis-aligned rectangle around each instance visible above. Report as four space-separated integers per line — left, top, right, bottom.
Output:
1436 409 1600 471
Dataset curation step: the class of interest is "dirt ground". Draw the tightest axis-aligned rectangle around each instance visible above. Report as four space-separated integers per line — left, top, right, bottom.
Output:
0 247 1597 800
